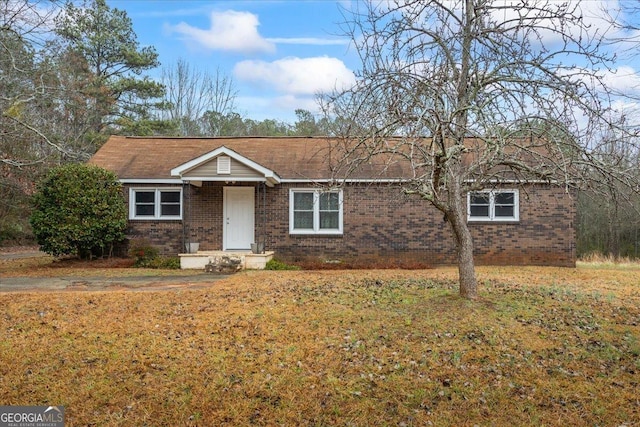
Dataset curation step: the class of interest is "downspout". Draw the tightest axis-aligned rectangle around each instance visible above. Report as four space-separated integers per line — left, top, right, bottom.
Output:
262 181 267 253
254 182 267 254
181 180 193 253
181 181 188 253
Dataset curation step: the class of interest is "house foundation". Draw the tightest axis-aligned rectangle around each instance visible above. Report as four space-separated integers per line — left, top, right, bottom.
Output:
179 251 274 270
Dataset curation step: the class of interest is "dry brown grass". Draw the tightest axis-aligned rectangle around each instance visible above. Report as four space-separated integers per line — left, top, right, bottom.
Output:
0 263 639 426
0 255 202 278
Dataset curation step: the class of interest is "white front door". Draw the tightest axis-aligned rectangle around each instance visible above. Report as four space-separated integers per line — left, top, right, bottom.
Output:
223 187 255 250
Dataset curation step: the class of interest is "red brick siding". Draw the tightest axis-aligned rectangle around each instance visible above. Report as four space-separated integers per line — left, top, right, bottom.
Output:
123 184 184 254
263 183 575 267
123 182 576 267
183 183 224 250
469 185 576 266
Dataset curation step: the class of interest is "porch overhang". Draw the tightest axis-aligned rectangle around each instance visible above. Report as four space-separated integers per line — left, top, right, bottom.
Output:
170 146 281 187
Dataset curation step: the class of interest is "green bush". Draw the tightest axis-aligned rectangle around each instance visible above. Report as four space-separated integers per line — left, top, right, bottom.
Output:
146 257 181 269
30 164 127 259
265 258 301 271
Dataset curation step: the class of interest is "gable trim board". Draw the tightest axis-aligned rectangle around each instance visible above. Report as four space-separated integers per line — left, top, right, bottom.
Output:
170 146 281 186
89 136 576 267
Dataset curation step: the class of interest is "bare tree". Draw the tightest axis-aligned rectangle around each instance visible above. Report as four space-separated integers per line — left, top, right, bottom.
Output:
0 0 68 243
0 0 72 166
323 0 640 299
160 58 237 136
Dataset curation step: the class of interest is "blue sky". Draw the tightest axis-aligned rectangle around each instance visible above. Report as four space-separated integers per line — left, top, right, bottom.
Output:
107 1 358 123
104 1 640 126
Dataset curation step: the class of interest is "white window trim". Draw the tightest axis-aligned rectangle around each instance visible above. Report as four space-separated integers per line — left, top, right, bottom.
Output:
289 189 343 235
129 188 183 220
467 189 519 222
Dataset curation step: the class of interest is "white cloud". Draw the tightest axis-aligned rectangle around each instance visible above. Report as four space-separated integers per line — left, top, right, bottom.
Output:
167 10 275 54
602 66 640 95
487 0 627 47
233 56 356 95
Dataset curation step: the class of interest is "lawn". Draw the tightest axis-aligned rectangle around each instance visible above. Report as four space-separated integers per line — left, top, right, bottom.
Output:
1 259 639 426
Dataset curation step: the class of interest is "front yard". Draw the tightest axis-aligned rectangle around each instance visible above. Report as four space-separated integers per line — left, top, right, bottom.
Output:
0 260 639 426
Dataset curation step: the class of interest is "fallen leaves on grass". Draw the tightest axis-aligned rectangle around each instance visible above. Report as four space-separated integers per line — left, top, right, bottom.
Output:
0 255 202 279
0 267 639 426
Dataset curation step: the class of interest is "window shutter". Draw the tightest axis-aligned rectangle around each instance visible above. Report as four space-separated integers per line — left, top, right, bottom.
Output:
217 156 231 174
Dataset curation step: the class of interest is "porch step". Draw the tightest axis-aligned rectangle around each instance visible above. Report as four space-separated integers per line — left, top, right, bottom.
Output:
178 251 274 270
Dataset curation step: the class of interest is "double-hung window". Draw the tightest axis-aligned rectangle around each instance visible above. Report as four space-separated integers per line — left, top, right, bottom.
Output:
290 189 343 234
130 188 182 220
468 190 519 222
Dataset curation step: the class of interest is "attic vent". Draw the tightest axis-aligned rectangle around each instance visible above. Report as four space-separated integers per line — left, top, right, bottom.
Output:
217 156 231 174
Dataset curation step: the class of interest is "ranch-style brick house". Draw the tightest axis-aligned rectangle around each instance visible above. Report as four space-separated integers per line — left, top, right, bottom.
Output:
89 136 576 267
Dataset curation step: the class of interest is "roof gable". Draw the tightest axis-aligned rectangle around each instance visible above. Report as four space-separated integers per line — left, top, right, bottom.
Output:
88 136 341 182
170 146 281 186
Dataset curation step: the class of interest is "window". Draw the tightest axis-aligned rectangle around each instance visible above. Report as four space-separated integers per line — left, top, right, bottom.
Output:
130 188 182 219
290 189 343 234
468 190 518 222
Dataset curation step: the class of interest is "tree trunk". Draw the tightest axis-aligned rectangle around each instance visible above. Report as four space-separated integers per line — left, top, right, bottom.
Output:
446 178 478 299
448 216 478 299
454 219 478 299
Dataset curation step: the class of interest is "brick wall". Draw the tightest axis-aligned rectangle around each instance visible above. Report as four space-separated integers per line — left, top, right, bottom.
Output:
262 183 576 267
184 183 224 250
123 182 576 267
469 185 576 266
122 184 185 254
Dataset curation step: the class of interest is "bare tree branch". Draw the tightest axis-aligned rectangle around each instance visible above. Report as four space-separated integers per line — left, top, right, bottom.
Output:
324 0 640 298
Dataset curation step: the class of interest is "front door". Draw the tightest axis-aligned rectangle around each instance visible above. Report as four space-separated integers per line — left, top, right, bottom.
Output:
223 187 255 250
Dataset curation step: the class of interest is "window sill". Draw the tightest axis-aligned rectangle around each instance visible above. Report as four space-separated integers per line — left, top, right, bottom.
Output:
130 217 183 221
289 230 343 236
467 219 519 224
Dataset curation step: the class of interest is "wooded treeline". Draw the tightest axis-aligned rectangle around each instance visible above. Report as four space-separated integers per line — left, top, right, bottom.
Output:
1 0 638 259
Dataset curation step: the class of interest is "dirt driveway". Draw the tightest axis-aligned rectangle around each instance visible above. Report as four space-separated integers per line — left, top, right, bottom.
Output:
0 274 227 292
0 248 227 292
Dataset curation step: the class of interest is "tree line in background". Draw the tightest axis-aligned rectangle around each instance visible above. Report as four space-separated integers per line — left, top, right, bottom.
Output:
1 0 639 261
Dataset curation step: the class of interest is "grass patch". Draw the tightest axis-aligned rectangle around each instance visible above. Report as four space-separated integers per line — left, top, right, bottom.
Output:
264 258 301 270
578 252 640 270
0 267 639 425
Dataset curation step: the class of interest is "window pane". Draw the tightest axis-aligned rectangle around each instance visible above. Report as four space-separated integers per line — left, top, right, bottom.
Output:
495 192 514 205
470 193 489 205
294 192 314 210
469 192 490 218
160 191 180 203
319 192 339 211
161 204 180 216
159 191 181 217
320 212 339 229
470 205 489 217
136 204 155 216
495 205 514 217
134 191 155 217
293 212 314 229
135 191 154 204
